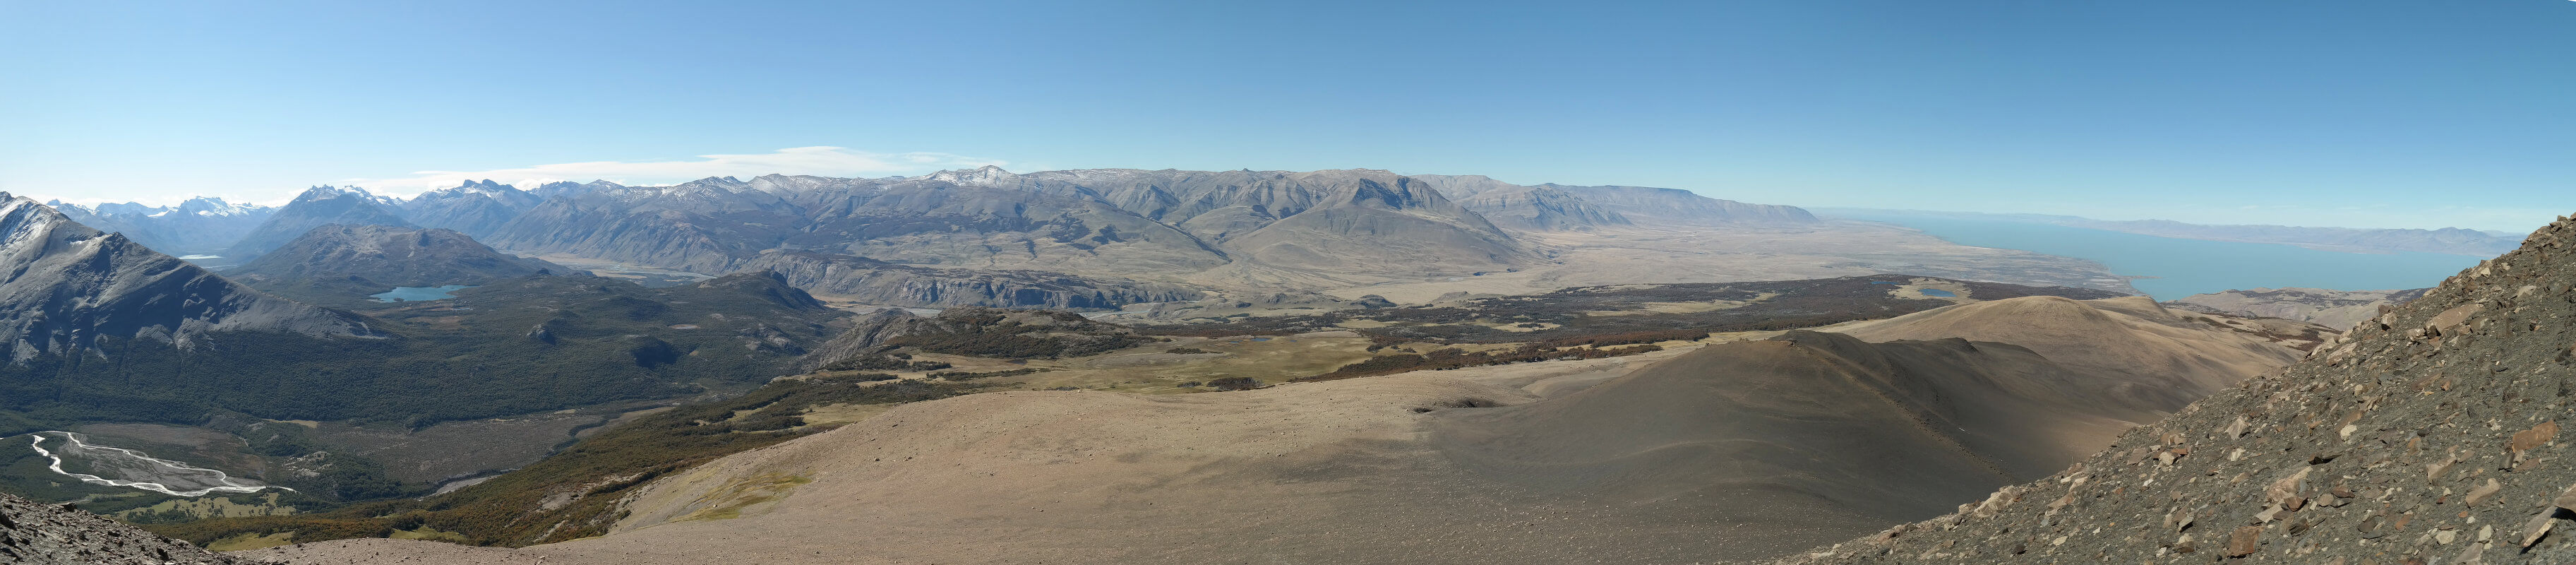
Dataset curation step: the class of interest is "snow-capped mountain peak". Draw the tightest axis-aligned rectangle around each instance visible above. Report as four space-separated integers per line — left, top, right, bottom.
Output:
923 165 1019 186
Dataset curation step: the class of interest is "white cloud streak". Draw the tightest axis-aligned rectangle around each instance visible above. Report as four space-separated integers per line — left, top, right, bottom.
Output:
337 146 1007 197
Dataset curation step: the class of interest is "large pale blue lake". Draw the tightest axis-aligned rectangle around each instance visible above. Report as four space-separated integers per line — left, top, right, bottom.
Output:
372 285 474 302
1836 215 2484 299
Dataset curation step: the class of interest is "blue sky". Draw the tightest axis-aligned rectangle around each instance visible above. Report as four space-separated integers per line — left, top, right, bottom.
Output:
3 1 2568 231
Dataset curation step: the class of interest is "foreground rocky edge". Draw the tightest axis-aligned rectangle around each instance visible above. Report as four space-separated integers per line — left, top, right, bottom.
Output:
0 491 254 564
1776 214 2576 564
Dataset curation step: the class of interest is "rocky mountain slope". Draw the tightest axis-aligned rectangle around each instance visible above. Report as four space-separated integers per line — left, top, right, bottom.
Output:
46 196 273 256
224 186 413 260
2168 287 2432 330
1777 213 2576 564
231 224 574 288
0 491 251 564
0 194 379 364
1453 184 1631 231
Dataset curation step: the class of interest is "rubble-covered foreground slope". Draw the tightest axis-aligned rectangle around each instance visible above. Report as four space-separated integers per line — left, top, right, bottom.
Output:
0 491 250 564
1778 214 2576 564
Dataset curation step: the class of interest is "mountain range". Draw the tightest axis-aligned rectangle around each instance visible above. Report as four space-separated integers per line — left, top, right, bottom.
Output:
151 167 1851 307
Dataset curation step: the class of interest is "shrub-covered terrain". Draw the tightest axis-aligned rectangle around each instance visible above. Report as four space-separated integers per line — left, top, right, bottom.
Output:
153 374 979 548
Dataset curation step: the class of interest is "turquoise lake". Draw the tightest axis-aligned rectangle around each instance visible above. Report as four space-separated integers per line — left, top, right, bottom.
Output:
1836 215 2485 300
371 285 474 302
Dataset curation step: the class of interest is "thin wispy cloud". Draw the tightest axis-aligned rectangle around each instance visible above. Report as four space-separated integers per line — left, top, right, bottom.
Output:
340 147 1007 197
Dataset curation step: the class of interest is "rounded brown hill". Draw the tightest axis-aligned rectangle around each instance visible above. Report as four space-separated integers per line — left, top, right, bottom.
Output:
1776 213 2576 564
1832 295 2333 410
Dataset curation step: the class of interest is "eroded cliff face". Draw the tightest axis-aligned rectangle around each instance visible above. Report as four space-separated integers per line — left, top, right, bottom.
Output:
1778 213 2576 564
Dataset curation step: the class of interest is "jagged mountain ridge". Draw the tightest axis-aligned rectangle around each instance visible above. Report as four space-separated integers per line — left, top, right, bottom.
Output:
474 167 1531 282
397 179 544 236
1778 213 2576 564
224 186 414 260
424 169 1825 276
0 194 378 363
44 196 274 256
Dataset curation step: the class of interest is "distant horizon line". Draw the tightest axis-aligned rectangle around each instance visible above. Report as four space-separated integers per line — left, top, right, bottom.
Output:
12 166 2542 237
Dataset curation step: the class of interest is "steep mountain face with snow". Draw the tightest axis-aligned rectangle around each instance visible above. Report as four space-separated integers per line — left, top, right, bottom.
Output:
0 194 378 363
47 196 275 256
396 179 544 237
224 186 415 260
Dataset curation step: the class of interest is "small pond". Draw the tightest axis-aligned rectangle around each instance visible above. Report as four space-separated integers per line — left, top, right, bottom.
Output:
1918 288 1958 297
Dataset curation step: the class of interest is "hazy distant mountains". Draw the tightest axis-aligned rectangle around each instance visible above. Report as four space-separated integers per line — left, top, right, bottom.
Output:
1413 174 1819 228
1819 208 2522 256
46 196 273 256
2071 218 2517 256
